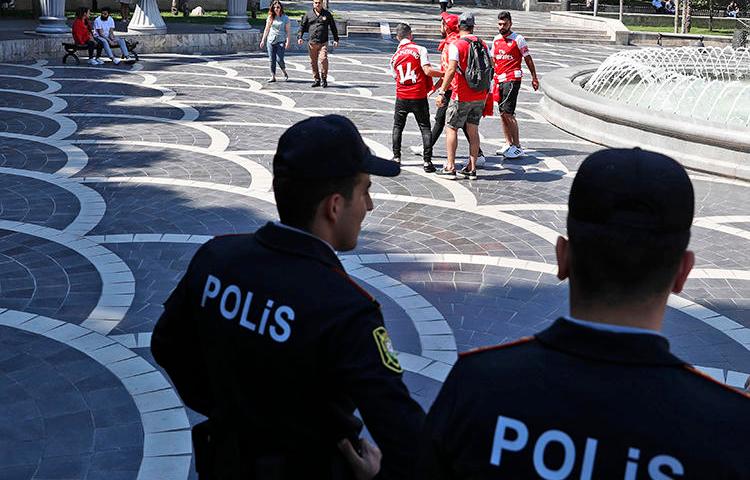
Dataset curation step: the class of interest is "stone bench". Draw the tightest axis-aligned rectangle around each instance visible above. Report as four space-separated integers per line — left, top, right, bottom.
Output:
657 32 704 46
62 40 140 65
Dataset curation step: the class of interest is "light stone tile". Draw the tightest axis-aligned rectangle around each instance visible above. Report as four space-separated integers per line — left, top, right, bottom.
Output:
137 455 192 480
89 343 138 365
695 366 725 383
420 334 457 351
109 355 157 378
413 321 453 335
422 349 458 364
419 361 453 382
381 283 418 299
122 371 173 395
141 408 191 433
398 295 431 309
45 322 91 342
19 315 64 334
396 352 432 372
68 332 116 352
110 333 138 349
410 307 444 322
133 388 184 413
0 310 37 326
364 274 400 289
143 430 193 456
702 315 744 332
725 370 750 389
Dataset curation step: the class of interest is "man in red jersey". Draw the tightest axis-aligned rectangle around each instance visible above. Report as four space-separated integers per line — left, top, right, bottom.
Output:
434 12 490 180
390 23 443 172
409 12 487 169
491 10 539 159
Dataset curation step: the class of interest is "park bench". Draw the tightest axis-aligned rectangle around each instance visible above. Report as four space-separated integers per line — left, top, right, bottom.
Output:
62 40 139 65
657 32 704 45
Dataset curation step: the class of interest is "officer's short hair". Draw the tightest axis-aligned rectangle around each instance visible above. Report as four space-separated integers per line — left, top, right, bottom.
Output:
567 149 694 304
396 23 412 40
498 11 512 22
273 175 359 230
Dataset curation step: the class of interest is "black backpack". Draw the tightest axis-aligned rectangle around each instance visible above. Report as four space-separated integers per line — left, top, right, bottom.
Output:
461 37 493 91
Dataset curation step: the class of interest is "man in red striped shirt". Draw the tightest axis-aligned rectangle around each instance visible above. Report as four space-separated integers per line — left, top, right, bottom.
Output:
390 23 444 172
491 11 539 159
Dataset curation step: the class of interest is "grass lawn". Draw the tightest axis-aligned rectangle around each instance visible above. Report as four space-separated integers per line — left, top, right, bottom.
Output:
161 8 308 26
626 24 736 35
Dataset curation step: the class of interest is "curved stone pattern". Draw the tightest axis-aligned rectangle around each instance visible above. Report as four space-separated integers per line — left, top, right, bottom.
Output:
1 30 749 480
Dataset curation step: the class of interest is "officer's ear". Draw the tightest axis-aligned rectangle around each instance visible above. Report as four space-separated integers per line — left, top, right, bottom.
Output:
670 250 694 294
556 236 570 281
321 192 345 223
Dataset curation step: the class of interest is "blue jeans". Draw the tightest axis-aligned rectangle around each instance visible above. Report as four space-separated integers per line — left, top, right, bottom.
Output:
95 36 129 60
267 41 286 76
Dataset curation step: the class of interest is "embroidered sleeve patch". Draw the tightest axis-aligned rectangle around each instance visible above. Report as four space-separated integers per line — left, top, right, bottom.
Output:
373 326 403 373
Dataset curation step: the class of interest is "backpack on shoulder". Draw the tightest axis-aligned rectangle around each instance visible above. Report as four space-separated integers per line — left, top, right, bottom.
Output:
461 37 493 91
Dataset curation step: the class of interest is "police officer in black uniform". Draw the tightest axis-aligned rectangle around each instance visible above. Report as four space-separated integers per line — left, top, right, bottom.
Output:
416 148 750 479
152 115 425 480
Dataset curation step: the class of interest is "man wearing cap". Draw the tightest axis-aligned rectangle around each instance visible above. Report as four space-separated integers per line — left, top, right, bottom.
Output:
390 22 443 172
409 12 487 169
152 115 425 480
434 12 490 180
415 148 750 478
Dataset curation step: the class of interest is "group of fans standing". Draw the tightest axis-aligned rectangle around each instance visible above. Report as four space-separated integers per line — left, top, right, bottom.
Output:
390 10 539 179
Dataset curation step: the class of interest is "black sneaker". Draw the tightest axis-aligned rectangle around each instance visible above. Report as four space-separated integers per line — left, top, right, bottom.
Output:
460 166 477 180
322 79 328 88
311 80 321 88
436 167 456 179
423 161 436 173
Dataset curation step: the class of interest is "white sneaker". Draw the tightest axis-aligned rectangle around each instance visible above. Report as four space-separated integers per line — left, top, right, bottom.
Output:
503 145 524 159
476 154 486 168
95 58 105 64
409 145 424 156
495 143 512 156
88 59 98 65
113 58 121 65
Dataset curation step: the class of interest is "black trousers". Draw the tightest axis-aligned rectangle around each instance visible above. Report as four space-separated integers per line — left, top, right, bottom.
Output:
83 39 97 59
393 97 432 162
431 90 484 156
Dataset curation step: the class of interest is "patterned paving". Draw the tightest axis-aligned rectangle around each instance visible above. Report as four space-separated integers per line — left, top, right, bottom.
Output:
1 14 749 479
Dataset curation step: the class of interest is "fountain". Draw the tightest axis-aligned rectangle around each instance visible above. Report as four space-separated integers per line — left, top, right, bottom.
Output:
541 47 750 180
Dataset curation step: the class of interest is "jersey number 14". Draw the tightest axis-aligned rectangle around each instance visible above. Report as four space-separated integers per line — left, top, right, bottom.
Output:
397 63 418 84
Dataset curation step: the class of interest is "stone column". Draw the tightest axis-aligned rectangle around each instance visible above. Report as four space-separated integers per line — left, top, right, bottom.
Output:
35 0 69 35
224 0 251 30
128 0 168 34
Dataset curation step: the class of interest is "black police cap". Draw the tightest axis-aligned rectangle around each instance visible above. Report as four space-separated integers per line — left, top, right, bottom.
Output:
568 148 694 243
273 115 400 179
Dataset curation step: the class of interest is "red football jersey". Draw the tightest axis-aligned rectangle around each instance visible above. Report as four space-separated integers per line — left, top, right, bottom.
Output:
447 36 490 102
492 32 530 83
390 40 431 100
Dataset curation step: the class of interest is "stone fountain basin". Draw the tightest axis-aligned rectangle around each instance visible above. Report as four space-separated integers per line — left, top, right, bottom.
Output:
540 65 750 181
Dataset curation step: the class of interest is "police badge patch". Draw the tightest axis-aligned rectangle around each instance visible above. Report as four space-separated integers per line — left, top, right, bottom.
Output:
373 326 403 373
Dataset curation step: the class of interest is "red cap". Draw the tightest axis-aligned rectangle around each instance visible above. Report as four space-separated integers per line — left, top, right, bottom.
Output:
440 12 459 33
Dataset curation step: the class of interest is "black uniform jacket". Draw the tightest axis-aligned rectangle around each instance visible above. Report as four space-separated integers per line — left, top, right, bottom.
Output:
152 222 424 479
298 8 339 44
417 318 750 479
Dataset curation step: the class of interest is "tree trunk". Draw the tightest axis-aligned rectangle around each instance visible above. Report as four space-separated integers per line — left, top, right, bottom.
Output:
708 0 713 31
674 0 679 32
681 0 691 33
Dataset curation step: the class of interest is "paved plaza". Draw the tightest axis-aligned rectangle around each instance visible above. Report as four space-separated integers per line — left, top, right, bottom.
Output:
1 9 750 479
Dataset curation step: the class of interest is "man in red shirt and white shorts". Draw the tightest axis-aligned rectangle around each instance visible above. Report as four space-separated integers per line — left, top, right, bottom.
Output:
491 11 539 159
434 12 490 180
390 23 443 172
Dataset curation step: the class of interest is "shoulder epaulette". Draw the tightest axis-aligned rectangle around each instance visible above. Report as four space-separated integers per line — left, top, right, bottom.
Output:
683 365 750 400
460 336 534 358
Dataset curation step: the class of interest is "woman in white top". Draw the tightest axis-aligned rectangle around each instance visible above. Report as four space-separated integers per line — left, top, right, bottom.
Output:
260 1 291 83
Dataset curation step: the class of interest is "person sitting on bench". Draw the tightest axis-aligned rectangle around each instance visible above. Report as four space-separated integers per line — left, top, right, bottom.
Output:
73 7 101 65
93 6 130 64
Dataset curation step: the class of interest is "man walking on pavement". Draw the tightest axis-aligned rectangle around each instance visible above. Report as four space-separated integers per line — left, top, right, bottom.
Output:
434 12 491 180
390 23 443 172
492 11 539 159
410 13 486 168
298 0 339 88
